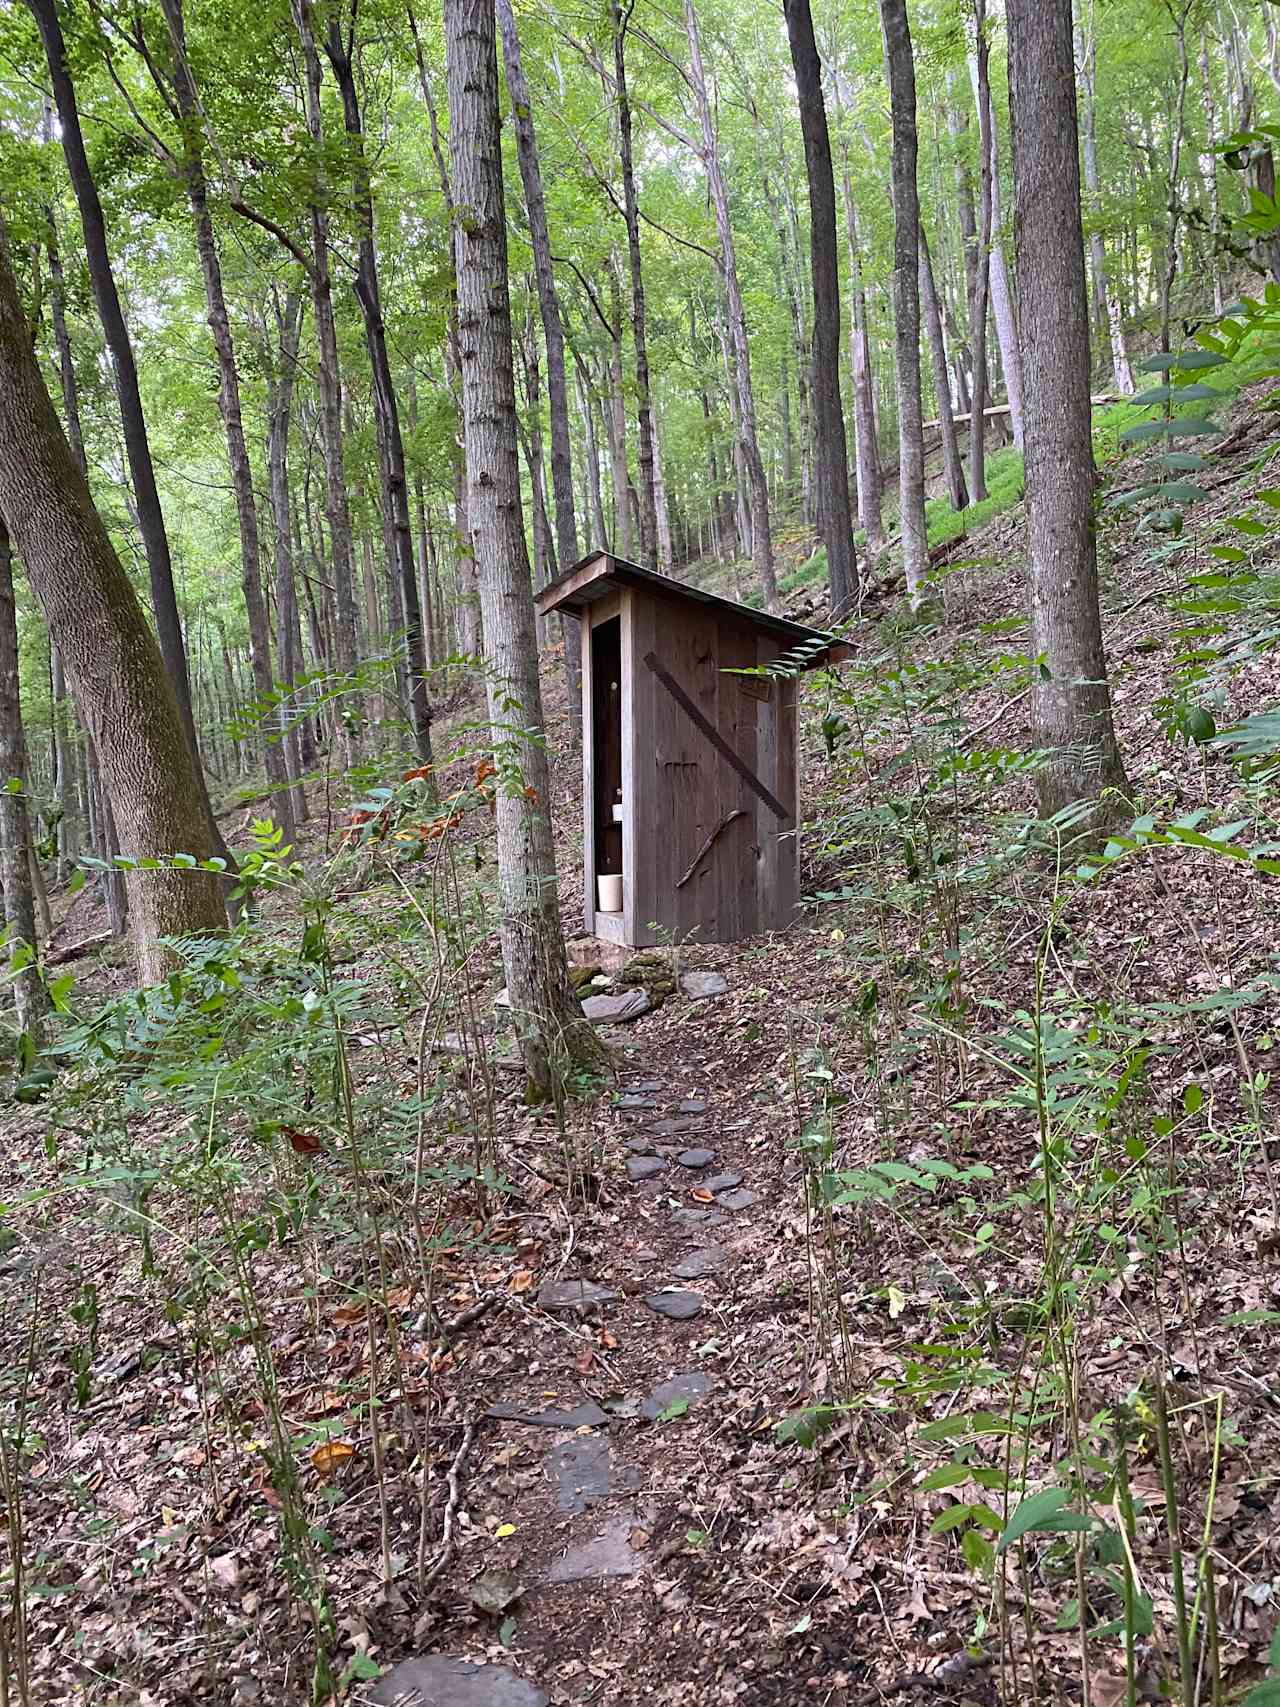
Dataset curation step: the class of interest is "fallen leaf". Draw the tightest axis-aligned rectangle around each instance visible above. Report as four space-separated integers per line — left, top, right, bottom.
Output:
210 1553 241 1589
311 1440 356 1478
283 1127 323 1155
691 1188 715 1204
510 1270 534 1293
470 1566 525 1615
494 1522 517 1538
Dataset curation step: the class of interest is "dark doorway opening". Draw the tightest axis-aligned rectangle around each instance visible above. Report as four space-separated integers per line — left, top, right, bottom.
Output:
591 616 622 880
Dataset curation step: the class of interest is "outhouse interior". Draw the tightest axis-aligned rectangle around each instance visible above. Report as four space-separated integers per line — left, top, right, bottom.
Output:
535 552 850 948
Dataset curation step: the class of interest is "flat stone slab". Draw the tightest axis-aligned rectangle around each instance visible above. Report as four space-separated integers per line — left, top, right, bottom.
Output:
672 1207 727 1233
536 1279 620 1314
626 1156 665 1182
616 1094 656 1111
672 1246 728 1280
677 1148 715 1170
703 1170 743 1193
487 1400 607 1429
680 971 729 1000
582 990 650 1024
644 1289 704 1321
716 1188 758 1212
641 1371 714 1420
676 1097 707 1115
648 1116 704 1138
369 1657 547 1707
543 1513 649 1584
544 1436 611 1514
625 1134 657 1154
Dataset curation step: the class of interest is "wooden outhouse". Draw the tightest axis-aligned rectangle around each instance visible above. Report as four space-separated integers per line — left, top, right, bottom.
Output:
535 552 849 948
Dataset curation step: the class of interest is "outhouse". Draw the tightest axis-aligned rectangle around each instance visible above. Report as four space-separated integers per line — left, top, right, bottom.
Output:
535 552 850 947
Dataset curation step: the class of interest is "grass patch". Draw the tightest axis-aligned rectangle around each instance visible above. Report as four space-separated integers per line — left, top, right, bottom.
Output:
925 447 1024 547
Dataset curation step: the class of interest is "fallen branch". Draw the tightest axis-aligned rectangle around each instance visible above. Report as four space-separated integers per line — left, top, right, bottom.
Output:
418 1416 479 1595
439 1293 499 1339
44 930 111 966
675 809 746 889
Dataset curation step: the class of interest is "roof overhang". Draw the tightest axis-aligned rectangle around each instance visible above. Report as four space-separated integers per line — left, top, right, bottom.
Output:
535 551 852 670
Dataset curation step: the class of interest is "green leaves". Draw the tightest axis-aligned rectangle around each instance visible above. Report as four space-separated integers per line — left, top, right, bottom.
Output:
997 1488 1095 1554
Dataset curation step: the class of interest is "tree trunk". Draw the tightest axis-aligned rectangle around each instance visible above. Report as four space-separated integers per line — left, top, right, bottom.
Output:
784 0 858 618
837 139 886 552
1074 4 1134 392
446 0 603 1094
289 0 362 742
323 9 434 766
973 60 1025 451
606 264 633 558
967 0 994 500
0 220 227 980
1006 0 1129 823
608 1 659 564
879 0 929 607
574 354 608 550
28 0 217 832
160 0 294 838
496 0 583 702
0 513 47 1041
920 221 969 511
684 0 777 609
267 290 310 826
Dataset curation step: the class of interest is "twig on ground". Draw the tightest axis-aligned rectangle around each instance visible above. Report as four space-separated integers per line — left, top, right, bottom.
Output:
418 1416 479 1596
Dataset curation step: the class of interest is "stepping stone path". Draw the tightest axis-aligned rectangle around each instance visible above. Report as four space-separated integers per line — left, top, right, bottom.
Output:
544 1436 612 1514
370 1657 547 1707
641 1370 714 1420
487 1400 607 1429
544 1511 651 1584
644 1288 704 1321
672 1245 727 1280
703 1170 743 1193
677 1148 715 1169
716 1187 758 1212
536 1278 620 1313
582 990 650 1023
680 970 729 1000
672 1206 727 1233
400 1073 760 1698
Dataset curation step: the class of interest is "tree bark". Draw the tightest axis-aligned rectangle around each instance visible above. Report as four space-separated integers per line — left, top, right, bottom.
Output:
967 0 994 500
837 136 886 551
879 0 929 607
0 220 228 981
496 0 583 698
1006 0 1129 822
445 0 604 1095
610 1 659 565
920 221 969 511
289 0 362 741
27 0 216 831
1075 5 1135 392
684 0 778 610
784 0 858 618
606 262 633 558
266 289 309 826
323 8 433 766
973 60 1025 451
0 512 47 1041
160 0 294 838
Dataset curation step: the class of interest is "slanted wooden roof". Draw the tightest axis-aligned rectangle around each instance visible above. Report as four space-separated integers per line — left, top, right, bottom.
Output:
534 551 851 670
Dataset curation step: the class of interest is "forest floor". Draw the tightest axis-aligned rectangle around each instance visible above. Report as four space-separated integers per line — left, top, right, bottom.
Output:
4 392 1280 1707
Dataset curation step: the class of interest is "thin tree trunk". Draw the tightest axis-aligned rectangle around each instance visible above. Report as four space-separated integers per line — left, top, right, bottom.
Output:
684 0 778 609
609 1 659 563
160 0 294 838
606 264 633 558
920 221 969 511
0 512 47 1040
0 219 228 979
837 138 886 551
28 0 215 830
290 0 362 742
1075 3 1135 392
968 0 994 500
1006 0 1129 823
785 0 858 617
267 290 309 826
496 0 582 704
575 355 607 550
324 10 434 766
879 0 929 607
445 0 603 1094
973 59 1025 450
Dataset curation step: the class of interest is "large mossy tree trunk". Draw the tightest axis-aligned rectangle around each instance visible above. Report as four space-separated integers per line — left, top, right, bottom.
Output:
445 0 604 1098
0 220 228 983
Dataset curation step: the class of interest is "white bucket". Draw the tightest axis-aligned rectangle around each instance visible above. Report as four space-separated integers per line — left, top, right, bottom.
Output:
597 874 623 914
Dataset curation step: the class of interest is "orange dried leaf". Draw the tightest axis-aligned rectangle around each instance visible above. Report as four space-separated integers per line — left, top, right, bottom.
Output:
311 1440 355 1479
510 1269 534 1293
283 1127 323 1156
690 1188 715 1204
